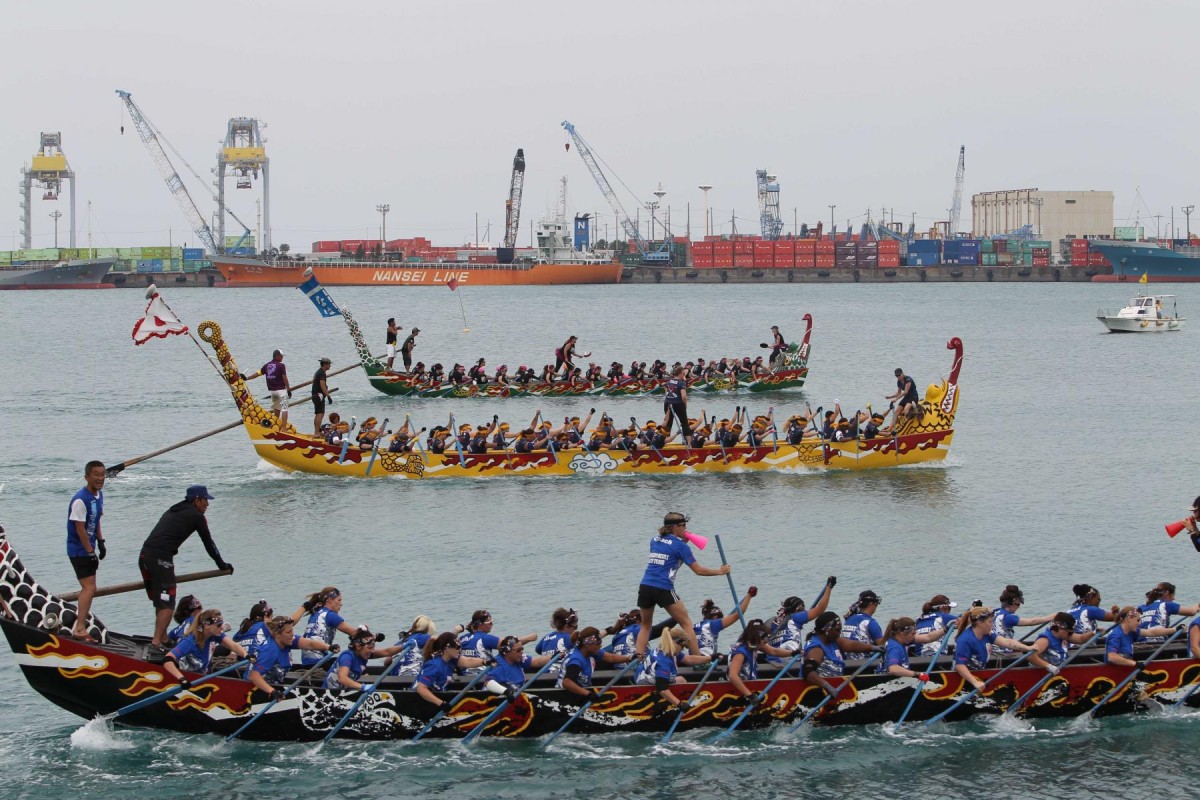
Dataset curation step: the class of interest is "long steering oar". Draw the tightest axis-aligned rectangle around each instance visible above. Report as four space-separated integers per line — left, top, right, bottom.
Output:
788 652 882 732
924 650 1037 726
61 565 232 603
411 668 491 742
1081 625 1189 721
462 653 562 745
1004 624 1113 717
894 623 956 731
100 658 250 721
227 651 338 741
104 388 343 477
714 535 747 632
323 643 413 743
710 650 804 743
542 658 638 749
660 657 721 745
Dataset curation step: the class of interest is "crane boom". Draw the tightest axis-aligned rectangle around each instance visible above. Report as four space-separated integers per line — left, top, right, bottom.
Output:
756 169 783 240
948 145 965 238
116 89 220 253
560 120 666 262
502 148 525 249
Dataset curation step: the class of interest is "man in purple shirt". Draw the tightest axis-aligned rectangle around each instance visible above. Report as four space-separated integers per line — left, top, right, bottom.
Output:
244 349 292 430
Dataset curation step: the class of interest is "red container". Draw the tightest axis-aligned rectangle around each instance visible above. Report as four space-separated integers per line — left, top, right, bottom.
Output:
734 241 754 255
312 240 343 253
815 241 835 254
796 239 817 253
753 241 774 255
815 255 836 268
879 254 901 268
693 255 715 268
753 252 774 268
1033 258 1050 266
878 240 900 253
1089 254 1110 266
795 253 816 268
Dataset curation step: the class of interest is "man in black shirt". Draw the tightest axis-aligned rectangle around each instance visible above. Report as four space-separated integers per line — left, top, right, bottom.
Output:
140 485 233 649
661 367 692 438
312 357 332 434
385 318 400 370
401 327 419 372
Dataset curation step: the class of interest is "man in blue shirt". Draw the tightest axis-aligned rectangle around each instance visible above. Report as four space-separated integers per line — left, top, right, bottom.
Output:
66 460 107 642
633 512 730 659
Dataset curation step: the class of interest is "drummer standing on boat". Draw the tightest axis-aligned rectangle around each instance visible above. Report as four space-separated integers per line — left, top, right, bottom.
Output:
66 460 107 641
311 357 332 435
764 325 786 368
140 485 234 650
401 327 419 372
661 367 691 437
887 368 919 419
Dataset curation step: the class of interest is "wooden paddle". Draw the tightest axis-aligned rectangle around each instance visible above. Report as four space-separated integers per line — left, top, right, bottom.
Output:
106 386 343 476
60 566 232 602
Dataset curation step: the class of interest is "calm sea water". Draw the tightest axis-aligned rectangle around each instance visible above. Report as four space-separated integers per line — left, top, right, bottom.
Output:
2 282 1199 799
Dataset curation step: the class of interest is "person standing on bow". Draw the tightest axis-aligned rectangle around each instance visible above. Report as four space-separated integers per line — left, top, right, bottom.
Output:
633 512 731 658
661 367 692 438
67 460 107 642
886 367 920 420
762 325 787 368
311 357 332 435
385 317 400 370
555 335 590 379
141 486 233 650
243 349 292 430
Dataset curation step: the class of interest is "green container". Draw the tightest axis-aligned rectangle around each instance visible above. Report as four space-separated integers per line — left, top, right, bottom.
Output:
981 239 994 253
982 253 997 266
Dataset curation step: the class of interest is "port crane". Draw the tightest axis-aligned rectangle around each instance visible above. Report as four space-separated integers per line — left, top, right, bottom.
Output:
116 89 252 254
499 148 525 263
560 121 669 263
756 170 783 240
948 145 965 238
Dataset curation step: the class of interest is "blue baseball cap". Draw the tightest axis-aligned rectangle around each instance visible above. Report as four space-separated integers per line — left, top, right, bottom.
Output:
186 485 214 501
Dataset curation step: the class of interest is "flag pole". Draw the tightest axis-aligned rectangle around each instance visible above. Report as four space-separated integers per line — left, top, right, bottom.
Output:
447 276 470 332
145 285 225 380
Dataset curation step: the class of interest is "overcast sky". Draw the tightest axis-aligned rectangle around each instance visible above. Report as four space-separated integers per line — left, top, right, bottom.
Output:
5 0 1198 251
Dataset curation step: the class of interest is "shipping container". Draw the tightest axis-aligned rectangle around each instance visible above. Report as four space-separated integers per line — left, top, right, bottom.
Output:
795 253 816 268
878 240 900 253
815 241 836 254
183 248 205 261
879 254 900 268
136 259 163 273
815 255 836 268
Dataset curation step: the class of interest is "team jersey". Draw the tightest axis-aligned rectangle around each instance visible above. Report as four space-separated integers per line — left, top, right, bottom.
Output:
458 631 500 666
954 628 998 670
693 618 726 657
767 610 813 654
169 634 224 674
301 608 346 665
1069 603 1108 635
415 656 455 692
878 638 911 673
843 613 883 645
639 535 696 590
1034 630 1069 666
252 634 301 683
1138 600 1182 642
803 638 845 677
557 647 595 689
913 612 956 656
607 625 639 657
486 654 533 687
729 643 758 681
324 650 368 689
233 621 270 659
66 487 103 558
394 633 430 676
536 631 571 656
1105 626 1141 663
991 609 1022 653
166 618 194 646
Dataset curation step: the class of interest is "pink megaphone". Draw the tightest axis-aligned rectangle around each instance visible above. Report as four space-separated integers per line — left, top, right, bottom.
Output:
1165 519 1192 538
682 530 708 550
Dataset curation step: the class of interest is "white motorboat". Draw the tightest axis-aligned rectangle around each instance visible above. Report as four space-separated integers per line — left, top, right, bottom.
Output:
1097 294 1185 333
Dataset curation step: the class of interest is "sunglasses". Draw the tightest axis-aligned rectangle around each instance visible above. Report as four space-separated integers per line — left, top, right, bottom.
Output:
203 617 225 627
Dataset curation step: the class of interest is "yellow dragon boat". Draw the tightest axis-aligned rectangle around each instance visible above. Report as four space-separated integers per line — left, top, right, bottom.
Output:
199 321 962 480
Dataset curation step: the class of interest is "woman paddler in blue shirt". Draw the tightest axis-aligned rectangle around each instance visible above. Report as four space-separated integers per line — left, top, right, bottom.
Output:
386 614 440 676
250 616 335 701
536 608 579 658
877 618 931 683
163 608 249 685
413 632 489 710
633 512 732 659
728 620 795 704
953 606 1033 692
1025 612 1079 677
559 626 633 704
483 636 557 705
766 579 835 658
989 585 1055 654
1105 606 1178 667
1137 582 1200 643
802 611 880 699
324 627 409 692
643 628 715 712
693 589 756 658
166 594 202 647
842 590 886 646
295 587 361 666
1068 583 1119 636
458 609 536 670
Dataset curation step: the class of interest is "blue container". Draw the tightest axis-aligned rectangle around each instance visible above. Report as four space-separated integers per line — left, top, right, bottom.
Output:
136 259 163 273
906 253 937 266
942 242 962 258
909 240 940 252
960 240 981 252
183 248 205 261
228 247 256 256
959 255 979 265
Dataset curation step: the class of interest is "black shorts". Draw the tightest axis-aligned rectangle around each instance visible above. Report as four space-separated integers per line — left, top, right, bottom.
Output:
311 395 325 413
69 555 98 580
637 584 680 610
138 552 176 610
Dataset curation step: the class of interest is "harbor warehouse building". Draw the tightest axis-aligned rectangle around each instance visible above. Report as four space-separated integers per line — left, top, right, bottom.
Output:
971 189 1113 246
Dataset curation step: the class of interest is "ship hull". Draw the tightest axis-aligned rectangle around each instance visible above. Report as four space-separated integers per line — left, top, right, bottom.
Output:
1088 242 1200 282
0 258 116 290
214 256 622 287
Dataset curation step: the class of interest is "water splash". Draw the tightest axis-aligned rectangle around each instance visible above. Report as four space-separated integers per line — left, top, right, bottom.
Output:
69 718 135 751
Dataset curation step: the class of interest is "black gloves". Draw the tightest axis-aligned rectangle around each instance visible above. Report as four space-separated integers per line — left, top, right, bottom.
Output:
677 700 692 713
269 688 286 702
329 644 341 654
748 585 758 597
178 677 192 689
218 562 234 574
239 372 248 381
503 686 519 702
747 692 766 706
287 390 293 399
827 576 837 588
374 632 387 643
97 540 107 560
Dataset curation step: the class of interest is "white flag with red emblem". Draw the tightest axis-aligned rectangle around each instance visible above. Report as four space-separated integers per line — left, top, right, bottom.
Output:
132 293 189 345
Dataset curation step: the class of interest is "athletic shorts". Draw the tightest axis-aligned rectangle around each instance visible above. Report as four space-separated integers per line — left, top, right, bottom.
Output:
270 389 288 412
138 552 176 610
69 555 98 580
637 584 679 610
311 395 325 414
387 343 396 358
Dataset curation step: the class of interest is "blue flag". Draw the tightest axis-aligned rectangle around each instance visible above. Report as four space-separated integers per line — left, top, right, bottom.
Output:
298 274 341 317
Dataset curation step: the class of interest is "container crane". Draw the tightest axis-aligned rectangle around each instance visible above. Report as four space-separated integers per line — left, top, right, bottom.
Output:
116 89 253 255
948 145 965 238
560 121 669 263
498 148 525 264
756 170 783 240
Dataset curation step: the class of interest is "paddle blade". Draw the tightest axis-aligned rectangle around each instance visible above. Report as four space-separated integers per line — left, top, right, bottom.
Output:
683 530 708 550
1166 519 1190 538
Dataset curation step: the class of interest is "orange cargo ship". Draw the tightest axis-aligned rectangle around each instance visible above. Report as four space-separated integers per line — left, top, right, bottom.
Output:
213 255 623 287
